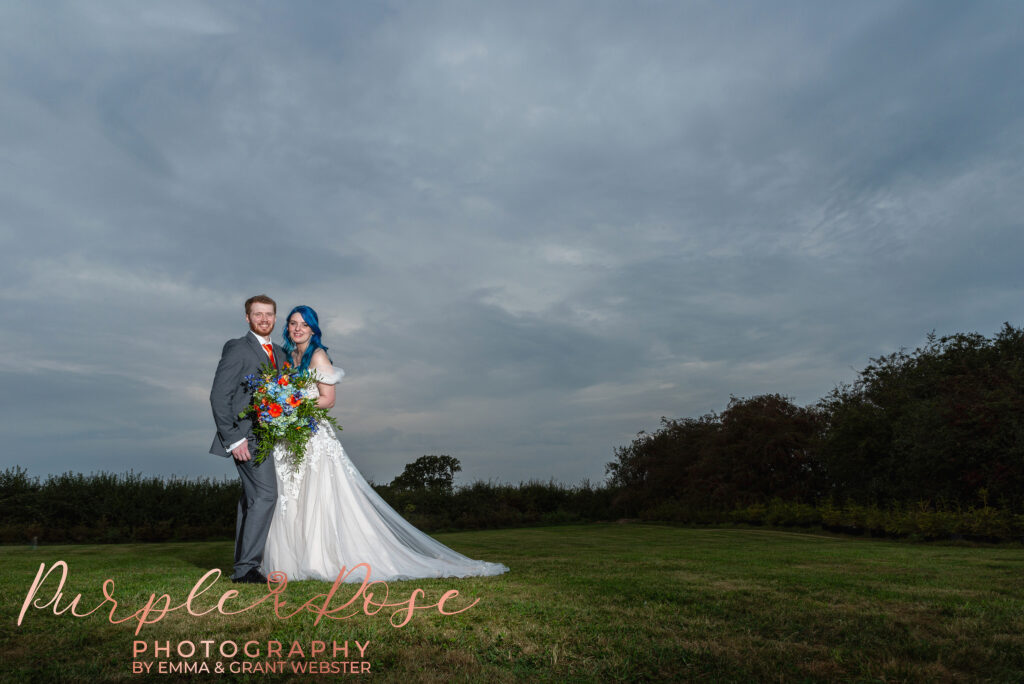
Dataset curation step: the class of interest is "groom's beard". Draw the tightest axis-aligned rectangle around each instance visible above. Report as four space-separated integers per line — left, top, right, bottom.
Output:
250 322 275 337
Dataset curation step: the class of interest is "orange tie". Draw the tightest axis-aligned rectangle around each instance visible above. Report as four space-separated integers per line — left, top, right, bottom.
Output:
262 343 277 368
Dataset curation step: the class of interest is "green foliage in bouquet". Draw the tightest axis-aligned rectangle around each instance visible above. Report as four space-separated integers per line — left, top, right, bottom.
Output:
238 362 341 466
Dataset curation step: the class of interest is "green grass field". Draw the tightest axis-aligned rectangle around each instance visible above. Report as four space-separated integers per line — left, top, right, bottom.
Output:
1 524 1023 682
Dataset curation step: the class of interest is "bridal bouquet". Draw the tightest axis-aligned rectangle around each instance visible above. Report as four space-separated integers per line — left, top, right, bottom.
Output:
238 362 341 466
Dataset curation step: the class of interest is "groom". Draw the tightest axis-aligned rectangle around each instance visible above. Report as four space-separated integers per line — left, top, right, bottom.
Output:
209 294 286 584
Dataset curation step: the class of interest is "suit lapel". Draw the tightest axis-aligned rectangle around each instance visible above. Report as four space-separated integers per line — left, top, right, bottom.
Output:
246 332 270 368
247 332 289 370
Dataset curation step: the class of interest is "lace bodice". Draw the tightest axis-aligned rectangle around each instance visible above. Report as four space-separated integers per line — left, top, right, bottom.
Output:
273 364 345 509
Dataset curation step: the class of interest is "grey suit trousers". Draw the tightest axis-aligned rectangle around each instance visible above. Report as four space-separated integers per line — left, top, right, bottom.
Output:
232 441 277 578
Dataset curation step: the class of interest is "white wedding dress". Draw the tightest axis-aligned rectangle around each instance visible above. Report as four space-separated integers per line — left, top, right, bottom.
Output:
263 364 509 583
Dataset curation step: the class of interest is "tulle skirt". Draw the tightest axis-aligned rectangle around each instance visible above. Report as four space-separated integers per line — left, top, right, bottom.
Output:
263 423 509 582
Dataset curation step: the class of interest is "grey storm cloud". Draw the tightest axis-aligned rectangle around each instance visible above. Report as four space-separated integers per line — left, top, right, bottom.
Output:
1 0 1022 485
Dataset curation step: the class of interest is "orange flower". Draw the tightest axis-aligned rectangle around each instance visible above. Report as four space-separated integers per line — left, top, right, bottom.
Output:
277 376 290 386
287 395 301 407
256 387 266 394
268 403 283 418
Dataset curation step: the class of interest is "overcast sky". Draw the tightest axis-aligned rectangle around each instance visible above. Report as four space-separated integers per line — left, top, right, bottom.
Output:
1 1 1022 487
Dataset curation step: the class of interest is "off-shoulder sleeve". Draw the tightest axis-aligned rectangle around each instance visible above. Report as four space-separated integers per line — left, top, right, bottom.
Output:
311 365 345 385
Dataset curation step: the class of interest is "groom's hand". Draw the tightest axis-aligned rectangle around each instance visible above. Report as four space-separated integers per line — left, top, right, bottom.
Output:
232 442 252 461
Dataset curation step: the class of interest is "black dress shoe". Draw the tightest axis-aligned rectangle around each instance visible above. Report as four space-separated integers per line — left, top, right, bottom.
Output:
231 568 268 584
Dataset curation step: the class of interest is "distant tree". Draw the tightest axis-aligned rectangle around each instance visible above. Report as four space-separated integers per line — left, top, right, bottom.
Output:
713 394 825 506
390 455 462 493
606 395 823 514
819 324 1024 508
606 414 719 515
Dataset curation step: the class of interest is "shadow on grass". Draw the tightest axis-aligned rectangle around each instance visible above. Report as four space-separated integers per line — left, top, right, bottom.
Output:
167 540 233 574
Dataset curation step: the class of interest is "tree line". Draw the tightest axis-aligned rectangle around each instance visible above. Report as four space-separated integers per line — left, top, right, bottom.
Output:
606 324 1024 539
3 324 1023 544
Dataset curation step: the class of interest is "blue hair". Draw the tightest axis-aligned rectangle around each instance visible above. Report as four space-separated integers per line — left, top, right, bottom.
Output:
282 305 331 372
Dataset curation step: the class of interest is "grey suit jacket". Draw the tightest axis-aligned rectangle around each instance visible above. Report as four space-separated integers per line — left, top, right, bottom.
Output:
209 332 287 457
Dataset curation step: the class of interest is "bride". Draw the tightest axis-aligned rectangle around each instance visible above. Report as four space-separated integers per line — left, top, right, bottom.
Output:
263 305 509 583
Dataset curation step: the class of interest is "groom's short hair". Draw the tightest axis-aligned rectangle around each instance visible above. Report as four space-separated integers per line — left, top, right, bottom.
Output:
245 294 277 315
